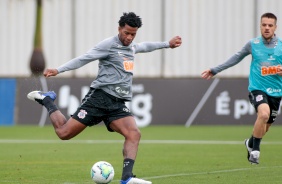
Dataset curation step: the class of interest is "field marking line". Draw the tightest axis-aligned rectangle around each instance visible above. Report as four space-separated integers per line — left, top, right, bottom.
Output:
3 166 282 184
141 165 282 181
1 139 282 145
185 78 220 127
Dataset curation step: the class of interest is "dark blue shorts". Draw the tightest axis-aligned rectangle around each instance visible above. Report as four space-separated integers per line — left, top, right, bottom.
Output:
72 88 132 132
249 90 281 123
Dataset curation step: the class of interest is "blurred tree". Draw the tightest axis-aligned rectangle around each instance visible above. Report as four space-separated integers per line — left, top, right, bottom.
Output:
29 0 45 76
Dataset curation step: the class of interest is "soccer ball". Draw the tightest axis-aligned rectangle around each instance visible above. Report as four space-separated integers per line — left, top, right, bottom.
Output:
90 161 115 184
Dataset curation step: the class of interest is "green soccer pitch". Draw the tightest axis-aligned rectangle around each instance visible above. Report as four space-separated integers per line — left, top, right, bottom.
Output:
1 125 282 184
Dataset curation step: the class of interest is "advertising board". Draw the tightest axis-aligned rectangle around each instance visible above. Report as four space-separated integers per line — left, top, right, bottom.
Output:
16 78 282 126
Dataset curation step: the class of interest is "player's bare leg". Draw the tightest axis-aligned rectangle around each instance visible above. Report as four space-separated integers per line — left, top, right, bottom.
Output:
110 116 140 160
27 91 86 140
49 112 87 140
248 103 270 164
253 104 270 138
110 117 151 184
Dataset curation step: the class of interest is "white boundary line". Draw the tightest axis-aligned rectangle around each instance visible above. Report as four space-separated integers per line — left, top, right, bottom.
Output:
2 138 282 183
3 165 282 184
1 139 282 145
142 165 282 181
109 165 282 183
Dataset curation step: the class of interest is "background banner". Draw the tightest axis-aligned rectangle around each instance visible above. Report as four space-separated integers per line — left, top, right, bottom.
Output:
16 78 282 126
0 79 16 125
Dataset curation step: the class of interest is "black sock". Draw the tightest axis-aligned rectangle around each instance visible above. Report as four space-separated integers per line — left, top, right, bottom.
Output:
248 135 254 148
252 137 262 151
121 158 135 181
42 97 58 116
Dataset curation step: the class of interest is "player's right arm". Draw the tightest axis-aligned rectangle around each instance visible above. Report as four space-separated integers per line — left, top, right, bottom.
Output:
44 39 111 78
201 41 251 80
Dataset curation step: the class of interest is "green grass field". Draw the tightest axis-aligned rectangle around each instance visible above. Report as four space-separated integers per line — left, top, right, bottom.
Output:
1 125 282 184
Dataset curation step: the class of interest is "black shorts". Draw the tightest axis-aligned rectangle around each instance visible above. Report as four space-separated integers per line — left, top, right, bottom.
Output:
248 90 281 123
72 88 132 132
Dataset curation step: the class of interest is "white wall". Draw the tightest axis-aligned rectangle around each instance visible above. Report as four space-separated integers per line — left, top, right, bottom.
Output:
1 0 282 77
0 0 36 77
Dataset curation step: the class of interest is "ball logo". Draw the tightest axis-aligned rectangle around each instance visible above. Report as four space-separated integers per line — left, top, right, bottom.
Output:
78 109 87 119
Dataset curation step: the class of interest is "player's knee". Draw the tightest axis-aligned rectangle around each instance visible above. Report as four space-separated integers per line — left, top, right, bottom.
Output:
131 128 141 140
55 129 72 140
136 129 141 139
125 128 141 141
258 112 270 123
56 133 69 140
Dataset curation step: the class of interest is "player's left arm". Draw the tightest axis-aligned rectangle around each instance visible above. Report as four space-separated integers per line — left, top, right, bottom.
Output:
169 36 182 48
135 36 182 53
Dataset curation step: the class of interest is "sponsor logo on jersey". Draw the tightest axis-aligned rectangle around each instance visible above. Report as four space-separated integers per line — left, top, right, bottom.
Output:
266 88 282 94
123 60 134 71
261 65 281 76
117 51 134 72
115 43 122 48
118 51 126 57
115 86 129 95
267 55 275 61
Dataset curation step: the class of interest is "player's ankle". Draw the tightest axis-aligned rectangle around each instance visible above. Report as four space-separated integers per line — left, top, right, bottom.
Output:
121 172 133 181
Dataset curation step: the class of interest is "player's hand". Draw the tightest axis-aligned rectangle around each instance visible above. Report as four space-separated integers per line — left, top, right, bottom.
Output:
44 69 59 77
169 36 182 48
201 69 214 80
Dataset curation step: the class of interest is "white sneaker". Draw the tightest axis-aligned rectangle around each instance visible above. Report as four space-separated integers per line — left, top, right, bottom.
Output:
244 139 252 161
27 91 57 105
249 150 260 164
120 177 152 184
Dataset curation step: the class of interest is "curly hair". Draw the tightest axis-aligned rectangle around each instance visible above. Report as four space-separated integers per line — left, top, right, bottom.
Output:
118 12 142 28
